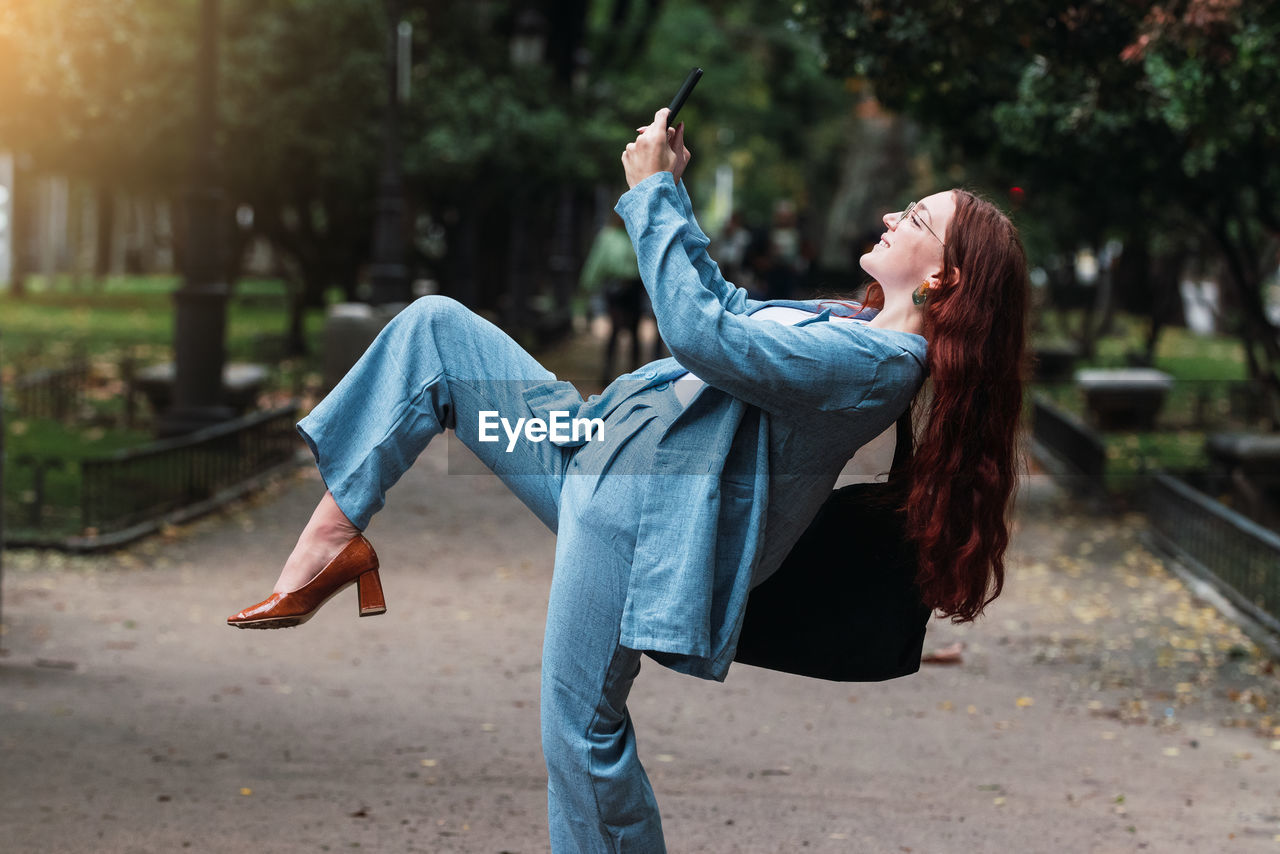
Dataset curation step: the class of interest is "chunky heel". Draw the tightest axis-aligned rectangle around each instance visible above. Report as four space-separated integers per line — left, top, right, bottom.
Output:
228 534 384 629
357 569 387 617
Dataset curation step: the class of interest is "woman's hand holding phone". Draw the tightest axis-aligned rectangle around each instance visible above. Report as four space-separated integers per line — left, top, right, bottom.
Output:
622 69 700 188
622 108 692 189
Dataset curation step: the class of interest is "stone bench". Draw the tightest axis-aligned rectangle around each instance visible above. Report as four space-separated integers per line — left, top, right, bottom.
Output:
1032 343 1081 383
1206 433 1280 480
1205 431 1280 522
1074 368 1174 430
133 362 270 415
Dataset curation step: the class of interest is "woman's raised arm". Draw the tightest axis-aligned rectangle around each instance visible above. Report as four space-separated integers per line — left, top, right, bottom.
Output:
622 110 761 315
616 172 921 417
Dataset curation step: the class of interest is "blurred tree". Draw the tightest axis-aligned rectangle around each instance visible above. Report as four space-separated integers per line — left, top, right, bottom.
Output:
801 0 1280 412
220 0 385 353
585 0 866 294
0 0 191 186
0 0 866 348
0 0 192 290
1129 0 1280 399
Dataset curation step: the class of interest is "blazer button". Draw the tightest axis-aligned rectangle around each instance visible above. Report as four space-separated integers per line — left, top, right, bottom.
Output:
653 381 670 391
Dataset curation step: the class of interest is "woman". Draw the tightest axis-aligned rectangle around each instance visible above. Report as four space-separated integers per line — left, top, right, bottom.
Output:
229 109 1029 851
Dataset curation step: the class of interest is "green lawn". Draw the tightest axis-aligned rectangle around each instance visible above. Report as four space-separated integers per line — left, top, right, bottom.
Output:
2 275 329 538
3 415 154 536
1031 310 1255 489
1 274 326 364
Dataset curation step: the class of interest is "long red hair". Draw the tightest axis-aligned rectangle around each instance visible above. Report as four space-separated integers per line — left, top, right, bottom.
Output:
856 190 1030 622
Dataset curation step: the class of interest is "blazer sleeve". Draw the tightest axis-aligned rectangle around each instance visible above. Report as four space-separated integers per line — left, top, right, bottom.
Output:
616 172 920 416
670 179 768 316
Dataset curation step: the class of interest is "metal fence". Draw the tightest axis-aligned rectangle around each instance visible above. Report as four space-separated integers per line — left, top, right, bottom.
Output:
1145 471 1280 635
1030 394 1107 492
11 359 90 421
80 405 300 538
5 404 301 549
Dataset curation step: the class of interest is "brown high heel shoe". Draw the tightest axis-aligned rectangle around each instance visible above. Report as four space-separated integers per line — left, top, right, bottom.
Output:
227 534 385 629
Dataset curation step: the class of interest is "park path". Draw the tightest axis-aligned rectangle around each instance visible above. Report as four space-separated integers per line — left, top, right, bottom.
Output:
2 324 1280 853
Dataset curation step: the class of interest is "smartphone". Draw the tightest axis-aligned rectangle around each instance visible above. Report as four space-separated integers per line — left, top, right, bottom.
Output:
666 67 703 125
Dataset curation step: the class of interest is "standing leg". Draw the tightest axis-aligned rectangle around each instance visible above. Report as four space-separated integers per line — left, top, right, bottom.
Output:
541 521 665 853
539 401 672 853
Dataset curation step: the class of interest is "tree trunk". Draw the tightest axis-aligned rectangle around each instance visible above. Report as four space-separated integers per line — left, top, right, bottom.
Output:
9 162 29 297
95 184 115 284
1211 223 1280 426
1143 249 1186 364
1087 244 1116 356
224 208 251 285
285 277 309 357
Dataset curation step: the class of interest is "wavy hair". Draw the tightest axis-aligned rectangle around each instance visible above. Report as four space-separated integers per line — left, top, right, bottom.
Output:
853 190 1030 622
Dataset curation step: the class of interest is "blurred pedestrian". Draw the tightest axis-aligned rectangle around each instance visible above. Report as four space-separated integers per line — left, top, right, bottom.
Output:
765 199 804 300
579 211 662 385
716 210 753 284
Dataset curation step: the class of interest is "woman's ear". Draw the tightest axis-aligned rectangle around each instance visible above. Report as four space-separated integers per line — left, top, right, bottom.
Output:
932 266 961 292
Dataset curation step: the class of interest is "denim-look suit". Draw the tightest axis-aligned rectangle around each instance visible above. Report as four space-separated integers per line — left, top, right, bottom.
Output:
296 172 927 852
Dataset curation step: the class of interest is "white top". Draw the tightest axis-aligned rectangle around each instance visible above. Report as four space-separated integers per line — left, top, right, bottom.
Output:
673 305 866 407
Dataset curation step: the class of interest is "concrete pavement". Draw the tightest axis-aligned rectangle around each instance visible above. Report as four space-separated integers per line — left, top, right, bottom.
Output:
2 325 1279 853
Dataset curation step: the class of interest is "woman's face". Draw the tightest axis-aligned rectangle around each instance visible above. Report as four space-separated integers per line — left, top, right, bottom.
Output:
859 190 956 291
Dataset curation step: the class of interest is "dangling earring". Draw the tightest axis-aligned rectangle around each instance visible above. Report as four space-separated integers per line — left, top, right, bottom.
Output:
912 280 930 306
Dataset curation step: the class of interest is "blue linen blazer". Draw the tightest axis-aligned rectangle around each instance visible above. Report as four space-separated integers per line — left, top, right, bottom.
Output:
521 172 928 681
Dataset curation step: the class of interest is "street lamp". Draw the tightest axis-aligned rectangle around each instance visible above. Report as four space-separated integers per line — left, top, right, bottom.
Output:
510 8 547 67
162 0 233 436
505 7 547 338
366 0 412 307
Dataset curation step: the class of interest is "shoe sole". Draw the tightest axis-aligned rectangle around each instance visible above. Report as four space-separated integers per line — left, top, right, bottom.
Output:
230 616 306 630
228 582 387 629
231 606 386 629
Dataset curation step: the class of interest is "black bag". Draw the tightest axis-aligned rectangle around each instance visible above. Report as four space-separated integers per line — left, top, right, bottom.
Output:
733 412 933 681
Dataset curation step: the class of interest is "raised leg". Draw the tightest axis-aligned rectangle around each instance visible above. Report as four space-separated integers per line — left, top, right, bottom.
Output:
297 295 577 533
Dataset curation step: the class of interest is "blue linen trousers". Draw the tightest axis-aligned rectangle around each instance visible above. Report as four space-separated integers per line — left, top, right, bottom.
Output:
297 294 681 852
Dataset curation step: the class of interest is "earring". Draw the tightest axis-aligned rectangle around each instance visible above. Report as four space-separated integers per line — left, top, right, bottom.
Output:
912 280 930 306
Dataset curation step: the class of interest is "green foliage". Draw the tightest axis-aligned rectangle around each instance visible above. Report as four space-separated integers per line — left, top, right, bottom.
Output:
591 0 855 224
798 0 1280 254
0 0 193 188
0 0 862 313
0 0 858 230
800 0 1280 400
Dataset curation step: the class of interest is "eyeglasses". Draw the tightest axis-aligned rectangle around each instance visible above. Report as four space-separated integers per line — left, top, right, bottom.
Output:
897 201 945 247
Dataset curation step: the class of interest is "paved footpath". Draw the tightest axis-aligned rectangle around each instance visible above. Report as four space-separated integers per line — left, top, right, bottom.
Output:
3 331 1280 853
